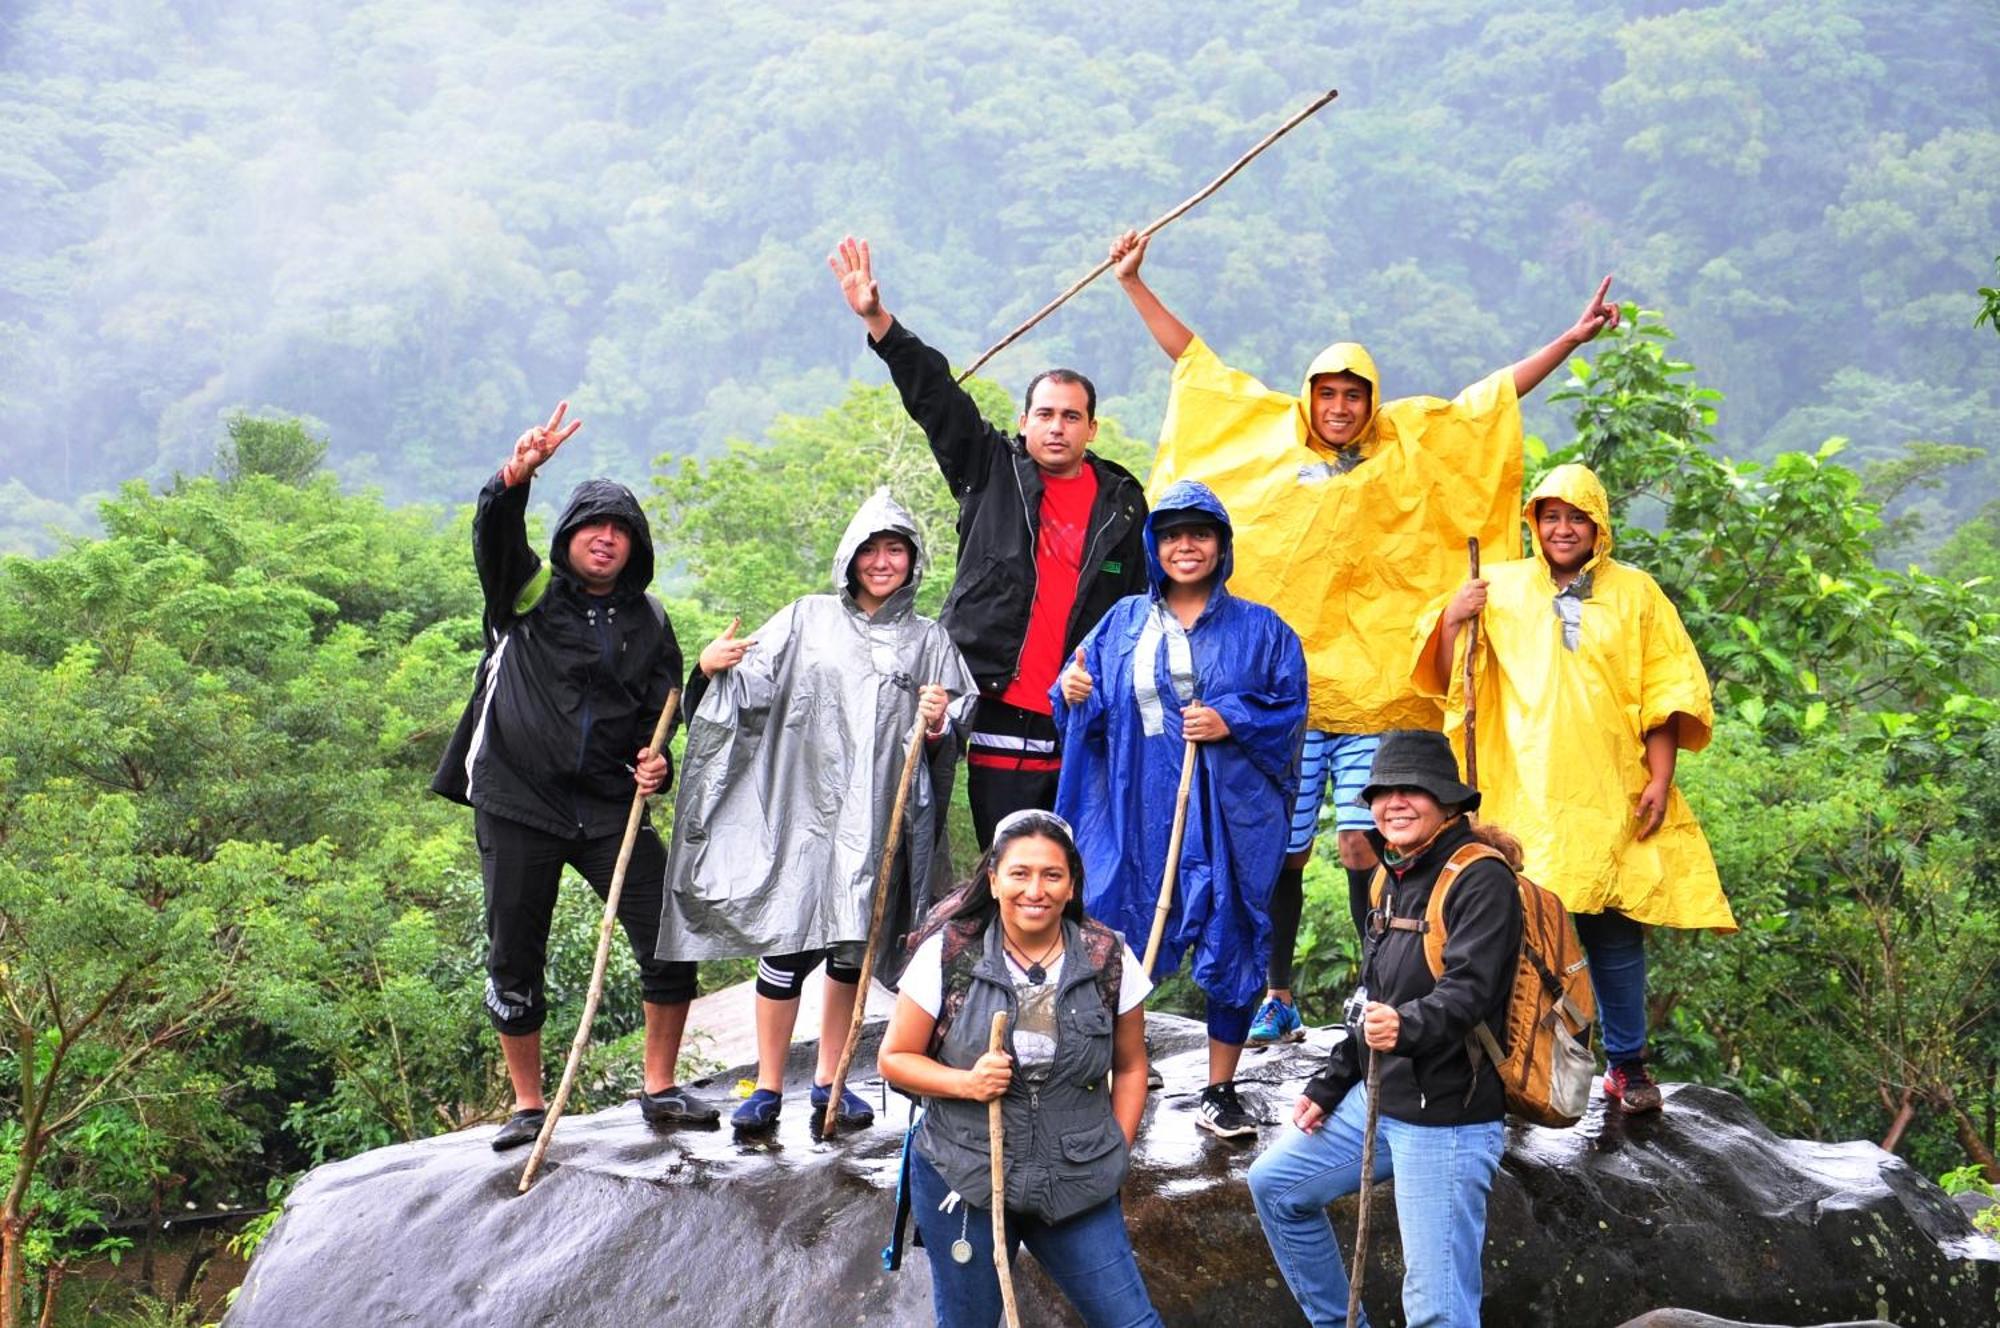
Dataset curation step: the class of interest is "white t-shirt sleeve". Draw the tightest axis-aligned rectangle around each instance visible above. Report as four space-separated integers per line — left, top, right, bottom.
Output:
900 933 946 1017
1116 941 1154 1015
901 932 1151 1017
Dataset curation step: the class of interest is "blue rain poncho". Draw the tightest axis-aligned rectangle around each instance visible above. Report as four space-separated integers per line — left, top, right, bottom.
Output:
1051 480 1307 1010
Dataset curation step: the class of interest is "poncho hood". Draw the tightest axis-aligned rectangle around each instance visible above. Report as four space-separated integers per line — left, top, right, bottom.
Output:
1525 462 1613 577
834 487 926 612
1297 341 1383 453
1143 480 1235 595
551 478 655 591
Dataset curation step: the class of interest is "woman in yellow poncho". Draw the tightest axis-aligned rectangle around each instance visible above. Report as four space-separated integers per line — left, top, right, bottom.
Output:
1415 462 1735 1114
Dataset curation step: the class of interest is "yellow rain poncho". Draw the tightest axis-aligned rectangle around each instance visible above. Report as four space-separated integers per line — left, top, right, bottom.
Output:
1149 337 1522 732
1412 463 1735 930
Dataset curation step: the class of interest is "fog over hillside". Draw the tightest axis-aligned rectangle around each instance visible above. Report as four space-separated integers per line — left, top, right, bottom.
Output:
3 0 1997 552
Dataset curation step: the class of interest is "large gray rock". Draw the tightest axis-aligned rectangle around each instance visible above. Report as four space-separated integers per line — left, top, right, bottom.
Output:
227 1013 1999 1327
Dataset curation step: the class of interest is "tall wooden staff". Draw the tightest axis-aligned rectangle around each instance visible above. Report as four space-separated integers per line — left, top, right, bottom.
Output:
1141 738 1199 977
956 88 1338 383
1463 536 1483 789
987 1011 1022 1328
821 713 932 1138
1351 536 1487 1311
520 688 680 1193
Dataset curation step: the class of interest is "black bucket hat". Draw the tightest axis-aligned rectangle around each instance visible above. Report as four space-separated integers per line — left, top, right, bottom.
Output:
1355 729 1480 812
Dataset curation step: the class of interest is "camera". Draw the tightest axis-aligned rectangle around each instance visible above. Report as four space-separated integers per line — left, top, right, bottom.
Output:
1341 985 1369 1034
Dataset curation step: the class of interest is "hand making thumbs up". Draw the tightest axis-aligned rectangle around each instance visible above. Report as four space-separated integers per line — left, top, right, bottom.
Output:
1059 647 1094 706
699 617 758 677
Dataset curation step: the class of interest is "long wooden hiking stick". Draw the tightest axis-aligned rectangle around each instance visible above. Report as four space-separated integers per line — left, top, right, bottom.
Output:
956 88 1339 384
519 688 681 1194
821 712 932 1139
987 1011 1023 1328
1350 537 1485 1313
1463 536 1482 789
1141 737 1200 977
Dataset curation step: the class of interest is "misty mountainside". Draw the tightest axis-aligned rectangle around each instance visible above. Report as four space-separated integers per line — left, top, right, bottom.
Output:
3 0 1998 553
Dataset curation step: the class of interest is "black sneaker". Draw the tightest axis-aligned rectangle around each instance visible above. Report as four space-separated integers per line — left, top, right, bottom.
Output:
491 1107 547 1152
1195 1082 1259 1139
639 1085 721 1127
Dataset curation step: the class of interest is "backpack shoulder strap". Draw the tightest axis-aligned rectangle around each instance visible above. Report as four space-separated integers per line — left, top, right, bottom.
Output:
511 563 552 619
1420 841 1511 978
1078 917 1124 1016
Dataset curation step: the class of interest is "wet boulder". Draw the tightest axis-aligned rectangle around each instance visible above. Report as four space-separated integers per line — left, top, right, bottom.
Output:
226 1012 1999 1327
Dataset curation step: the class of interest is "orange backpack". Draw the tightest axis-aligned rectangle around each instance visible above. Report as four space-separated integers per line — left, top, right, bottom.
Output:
1371 842 1597 1128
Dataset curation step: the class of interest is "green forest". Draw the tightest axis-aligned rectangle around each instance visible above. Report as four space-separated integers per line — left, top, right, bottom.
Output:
3 1 2000 1324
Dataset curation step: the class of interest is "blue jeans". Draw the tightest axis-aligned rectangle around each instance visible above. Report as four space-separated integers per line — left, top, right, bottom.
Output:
1247 1082 1503 1327
909 1148 1162 1328
1572 909 1648 1063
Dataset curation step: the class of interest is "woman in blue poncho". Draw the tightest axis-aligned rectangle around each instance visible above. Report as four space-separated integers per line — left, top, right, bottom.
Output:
1052 479 1307 1138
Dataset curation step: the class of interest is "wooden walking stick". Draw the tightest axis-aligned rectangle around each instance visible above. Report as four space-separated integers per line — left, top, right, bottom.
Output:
1348 1046 1384 1326
519 687 680 1193
1141 737 1200 977
987 1011 1023 1328
1350 537 1485 1307
956 88 1339 384
1462 536 1482 790
821 711 933 1139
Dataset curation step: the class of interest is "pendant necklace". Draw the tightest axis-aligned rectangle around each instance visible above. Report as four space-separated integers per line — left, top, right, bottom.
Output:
1006 934 1064 986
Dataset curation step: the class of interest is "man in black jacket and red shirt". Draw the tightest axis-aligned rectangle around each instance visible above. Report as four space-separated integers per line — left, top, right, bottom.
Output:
830 236 1150 846
433 401 718 1148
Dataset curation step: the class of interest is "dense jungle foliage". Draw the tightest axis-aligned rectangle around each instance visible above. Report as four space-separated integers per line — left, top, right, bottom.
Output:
3 0 1998 558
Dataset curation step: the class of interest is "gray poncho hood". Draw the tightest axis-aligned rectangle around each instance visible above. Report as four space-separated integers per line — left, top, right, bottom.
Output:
656 489 974 979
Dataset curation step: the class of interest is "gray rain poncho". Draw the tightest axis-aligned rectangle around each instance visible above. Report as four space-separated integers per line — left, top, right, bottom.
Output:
655 489 975 979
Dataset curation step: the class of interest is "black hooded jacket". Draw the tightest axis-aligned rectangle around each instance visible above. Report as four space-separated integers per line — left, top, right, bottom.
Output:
868 319 1149 695
1306 817 1522 1126
431 472 682 839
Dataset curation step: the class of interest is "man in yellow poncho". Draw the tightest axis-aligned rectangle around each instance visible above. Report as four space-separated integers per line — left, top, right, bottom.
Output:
1109 228 1622 1046
1414 461 1736 1114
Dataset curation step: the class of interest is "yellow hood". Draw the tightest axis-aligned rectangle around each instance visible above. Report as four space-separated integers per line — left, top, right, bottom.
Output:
1525 462 1612 577
1297 342 1381 454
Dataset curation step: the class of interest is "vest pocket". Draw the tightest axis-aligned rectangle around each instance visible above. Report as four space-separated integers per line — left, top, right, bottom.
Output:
1059 1118 1124 1164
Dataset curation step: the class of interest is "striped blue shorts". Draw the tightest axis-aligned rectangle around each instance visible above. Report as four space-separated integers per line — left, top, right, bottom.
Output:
1287 730 1382 853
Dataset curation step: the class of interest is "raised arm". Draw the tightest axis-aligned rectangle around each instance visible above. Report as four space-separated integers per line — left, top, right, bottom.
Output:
831 234 1008 496
473 400 583 625
1510 276 1621 399
1110 230 1194 362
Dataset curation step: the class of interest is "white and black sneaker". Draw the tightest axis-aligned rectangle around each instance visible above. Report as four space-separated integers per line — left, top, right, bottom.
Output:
1195 1081 1259 1139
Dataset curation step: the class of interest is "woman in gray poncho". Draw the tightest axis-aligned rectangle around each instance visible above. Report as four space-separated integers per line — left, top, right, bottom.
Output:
656 488 975 1133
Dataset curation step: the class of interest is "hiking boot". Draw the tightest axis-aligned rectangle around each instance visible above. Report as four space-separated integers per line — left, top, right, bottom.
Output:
730 1088 784 1133
811 1081 875 1130
1604 1060 1663 1115
639 1085 721 1128
1247 996 1306 1046
1195 1082 1259 1139
490 1107 546 1152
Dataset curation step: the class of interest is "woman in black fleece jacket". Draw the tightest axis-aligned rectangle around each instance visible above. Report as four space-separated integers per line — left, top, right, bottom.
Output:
1248 730 1522 1328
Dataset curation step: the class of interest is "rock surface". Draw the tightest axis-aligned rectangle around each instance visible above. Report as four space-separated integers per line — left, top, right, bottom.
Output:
227 1010 1999 1327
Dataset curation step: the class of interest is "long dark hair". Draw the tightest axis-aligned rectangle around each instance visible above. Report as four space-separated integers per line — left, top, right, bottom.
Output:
941 810 1087 927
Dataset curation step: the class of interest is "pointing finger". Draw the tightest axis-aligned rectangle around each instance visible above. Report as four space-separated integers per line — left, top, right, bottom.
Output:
546 400 569 433
1592 274 1613 309
724 616 740 640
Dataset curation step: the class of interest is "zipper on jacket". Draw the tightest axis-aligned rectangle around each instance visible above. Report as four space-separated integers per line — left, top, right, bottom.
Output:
1004 457 1041 686
1063 502 1127 644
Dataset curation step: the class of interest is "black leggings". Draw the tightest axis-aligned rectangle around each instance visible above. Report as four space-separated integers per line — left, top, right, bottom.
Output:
756 948 863 1000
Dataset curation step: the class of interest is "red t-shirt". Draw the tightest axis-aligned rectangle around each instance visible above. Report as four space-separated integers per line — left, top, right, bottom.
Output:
1000 466 1099 715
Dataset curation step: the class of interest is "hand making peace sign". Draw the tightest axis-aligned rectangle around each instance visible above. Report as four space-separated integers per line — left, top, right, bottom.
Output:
502 400 583 487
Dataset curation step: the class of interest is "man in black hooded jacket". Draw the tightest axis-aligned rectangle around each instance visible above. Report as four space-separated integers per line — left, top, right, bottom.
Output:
433 401 718 1146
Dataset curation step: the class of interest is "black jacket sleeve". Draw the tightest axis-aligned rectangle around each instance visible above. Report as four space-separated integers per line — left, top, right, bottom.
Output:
471 471 541 630
1392 858 1521 1057
868 319 1009 497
